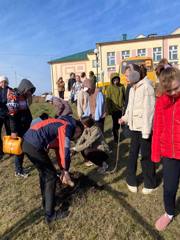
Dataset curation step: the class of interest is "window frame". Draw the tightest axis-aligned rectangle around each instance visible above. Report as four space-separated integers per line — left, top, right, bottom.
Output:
107 52 115 66
137 48 146 57
169 45 178 61
121 50 130 60
153 47 162 62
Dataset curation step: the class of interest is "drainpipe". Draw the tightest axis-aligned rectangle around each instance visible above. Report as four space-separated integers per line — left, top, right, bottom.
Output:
50 64 54 95
162 37 164 59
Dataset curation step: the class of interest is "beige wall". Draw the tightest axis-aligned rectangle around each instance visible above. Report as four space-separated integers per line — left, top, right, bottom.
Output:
51 60 89 98
97 37 180 83
50 36 180 95
51 54 97 99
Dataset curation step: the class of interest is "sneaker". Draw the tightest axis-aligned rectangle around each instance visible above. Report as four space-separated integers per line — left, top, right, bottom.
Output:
155 213 173 231
45 210 69 224
127 184 138 193
15 172 28 178
84 161 94 167
142 187 156 195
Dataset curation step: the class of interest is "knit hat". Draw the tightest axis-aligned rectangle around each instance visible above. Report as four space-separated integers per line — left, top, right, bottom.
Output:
110 72 120 82
83 78 96 90
0 75 8 83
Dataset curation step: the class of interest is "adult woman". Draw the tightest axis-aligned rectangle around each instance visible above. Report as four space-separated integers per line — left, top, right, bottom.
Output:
56 77 65 99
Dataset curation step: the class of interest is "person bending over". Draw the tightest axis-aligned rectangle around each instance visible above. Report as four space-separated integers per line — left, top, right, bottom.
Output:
22 115 84 224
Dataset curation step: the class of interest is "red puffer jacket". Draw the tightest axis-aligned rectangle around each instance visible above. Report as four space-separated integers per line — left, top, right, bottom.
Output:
152 94 180 162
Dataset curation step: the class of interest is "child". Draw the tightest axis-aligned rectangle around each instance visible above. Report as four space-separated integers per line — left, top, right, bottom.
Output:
106 73 125 143
73 116 109 172
119 64 156 194
152 66 180 231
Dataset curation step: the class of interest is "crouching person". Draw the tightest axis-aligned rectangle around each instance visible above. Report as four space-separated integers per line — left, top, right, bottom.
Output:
22 116 84 224
72 116 109 172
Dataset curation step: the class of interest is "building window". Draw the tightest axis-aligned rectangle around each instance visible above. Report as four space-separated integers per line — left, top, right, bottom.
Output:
169 45 178 61
107 67 116 72
107 52 115 66
92 60 97 68
122 50 130 59
137 48 146 57
153 47 162 62
92 60 100 68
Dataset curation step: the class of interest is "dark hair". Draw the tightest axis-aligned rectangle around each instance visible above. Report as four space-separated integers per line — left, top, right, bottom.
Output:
89 71 94 76
70 72 75 77
81 72 86 78
75 120 84 132
39 113 49 120
81 116 95 128
140 64 147 79
58 77 63 81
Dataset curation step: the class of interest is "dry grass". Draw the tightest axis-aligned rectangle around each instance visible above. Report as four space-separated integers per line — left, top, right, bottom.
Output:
0 103 179 240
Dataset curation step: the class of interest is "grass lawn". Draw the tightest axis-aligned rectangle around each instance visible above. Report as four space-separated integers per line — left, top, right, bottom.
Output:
0 103 179 240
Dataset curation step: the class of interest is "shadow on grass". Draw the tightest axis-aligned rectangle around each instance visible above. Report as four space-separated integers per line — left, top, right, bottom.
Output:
175 197 180 217
88 168 165 240
0 169 165 240
136 167 163 188
0 208 43 240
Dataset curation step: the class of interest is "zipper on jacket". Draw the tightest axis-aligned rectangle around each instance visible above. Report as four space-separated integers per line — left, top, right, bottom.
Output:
172 98 176 157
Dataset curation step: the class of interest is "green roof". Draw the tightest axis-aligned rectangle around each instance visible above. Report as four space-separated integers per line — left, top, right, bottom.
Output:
48 49 94 64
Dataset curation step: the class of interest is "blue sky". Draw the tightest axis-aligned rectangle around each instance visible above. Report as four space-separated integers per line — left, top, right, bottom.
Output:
0 0 180 94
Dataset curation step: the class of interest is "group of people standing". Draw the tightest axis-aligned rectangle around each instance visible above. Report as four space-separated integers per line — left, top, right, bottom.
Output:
0 58 179 231
113 61 180 232
57 61 180 232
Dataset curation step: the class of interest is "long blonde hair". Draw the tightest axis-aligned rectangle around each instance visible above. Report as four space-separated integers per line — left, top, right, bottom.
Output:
158 67 180 95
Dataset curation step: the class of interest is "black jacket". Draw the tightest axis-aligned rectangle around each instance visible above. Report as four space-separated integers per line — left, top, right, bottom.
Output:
7 79 36 136
0 86 12 119
68 78 76 91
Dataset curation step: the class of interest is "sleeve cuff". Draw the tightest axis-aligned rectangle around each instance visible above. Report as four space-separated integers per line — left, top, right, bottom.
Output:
142 133 149 139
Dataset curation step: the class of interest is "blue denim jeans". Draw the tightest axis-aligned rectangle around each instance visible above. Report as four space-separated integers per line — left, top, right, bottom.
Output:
15 153 24 174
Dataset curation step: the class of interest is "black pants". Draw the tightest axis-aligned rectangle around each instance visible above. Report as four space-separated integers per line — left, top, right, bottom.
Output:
111 110 122 142
82 148 108 167
95 118 105 133
0 116 11 155
22 141 57 218
126 131 156 188
162 157 180 215
59 91 64 99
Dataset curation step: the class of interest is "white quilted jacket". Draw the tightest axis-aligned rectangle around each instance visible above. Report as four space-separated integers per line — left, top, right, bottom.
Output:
122 78 155 139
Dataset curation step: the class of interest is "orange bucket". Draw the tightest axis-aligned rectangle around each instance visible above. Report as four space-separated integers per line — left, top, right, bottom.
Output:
3 136 23 155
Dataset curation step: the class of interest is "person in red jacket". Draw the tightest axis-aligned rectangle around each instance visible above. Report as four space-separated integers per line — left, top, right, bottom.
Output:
152 65 180 231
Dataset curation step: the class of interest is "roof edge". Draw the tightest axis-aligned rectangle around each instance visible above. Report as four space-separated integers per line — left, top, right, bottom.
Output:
96 33 180 46
48 49 94 64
